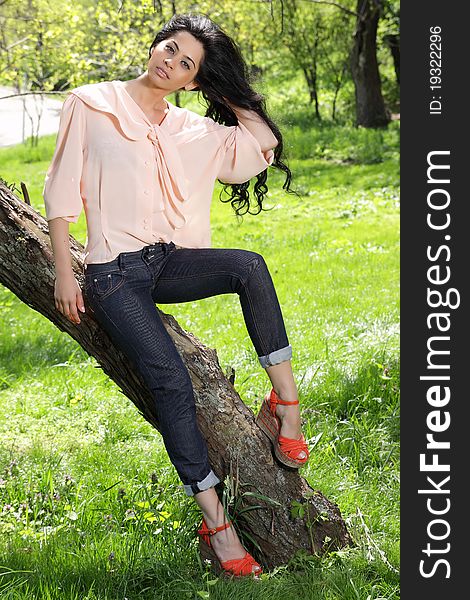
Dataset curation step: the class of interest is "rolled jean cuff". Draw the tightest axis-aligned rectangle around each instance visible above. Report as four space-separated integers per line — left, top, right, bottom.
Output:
258 344 293 368
183 469 220 497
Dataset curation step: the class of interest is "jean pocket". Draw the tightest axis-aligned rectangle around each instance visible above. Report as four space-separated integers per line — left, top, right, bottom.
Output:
88 271 124 300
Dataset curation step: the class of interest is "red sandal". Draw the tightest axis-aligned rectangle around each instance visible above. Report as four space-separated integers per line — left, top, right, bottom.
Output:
197 518 262 578
255 388 310 468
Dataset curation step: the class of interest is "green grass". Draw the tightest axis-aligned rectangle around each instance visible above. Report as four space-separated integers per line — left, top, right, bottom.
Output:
0 116 399 599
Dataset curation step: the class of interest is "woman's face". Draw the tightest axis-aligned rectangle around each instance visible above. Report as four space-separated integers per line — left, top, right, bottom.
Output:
148 30 204 92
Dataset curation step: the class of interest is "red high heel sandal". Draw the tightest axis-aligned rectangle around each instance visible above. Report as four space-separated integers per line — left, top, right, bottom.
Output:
255 388 309 468
197 518 262 578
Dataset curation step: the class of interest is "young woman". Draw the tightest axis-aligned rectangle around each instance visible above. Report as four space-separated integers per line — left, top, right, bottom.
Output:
44 13 309 578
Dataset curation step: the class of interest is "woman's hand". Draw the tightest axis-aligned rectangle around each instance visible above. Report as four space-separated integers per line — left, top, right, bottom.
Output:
223 97 279 153
54 272 85 325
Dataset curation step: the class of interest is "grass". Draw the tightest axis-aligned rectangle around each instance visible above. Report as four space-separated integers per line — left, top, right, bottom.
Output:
0 107 399 599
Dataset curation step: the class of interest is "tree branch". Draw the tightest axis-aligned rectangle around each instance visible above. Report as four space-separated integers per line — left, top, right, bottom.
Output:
256 0 358 18
0 91 67 100
299 0 358 17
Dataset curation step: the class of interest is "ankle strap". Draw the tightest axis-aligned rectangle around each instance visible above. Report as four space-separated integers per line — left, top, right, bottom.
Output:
270 389 299 406
198 518 232 536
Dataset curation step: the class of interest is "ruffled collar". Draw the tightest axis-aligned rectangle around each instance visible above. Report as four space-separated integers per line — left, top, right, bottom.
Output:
70 80 188 229
70 80 175 138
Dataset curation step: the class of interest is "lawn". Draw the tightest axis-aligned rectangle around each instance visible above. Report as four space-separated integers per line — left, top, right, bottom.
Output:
0 111 400 599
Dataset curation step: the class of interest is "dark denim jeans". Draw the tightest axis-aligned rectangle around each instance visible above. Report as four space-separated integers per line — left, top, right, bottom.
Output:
83 241 292 497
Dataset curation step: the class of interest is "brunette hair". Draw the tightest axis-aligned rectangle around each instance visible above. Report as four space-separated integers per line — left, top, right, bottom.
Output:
149 13 294 217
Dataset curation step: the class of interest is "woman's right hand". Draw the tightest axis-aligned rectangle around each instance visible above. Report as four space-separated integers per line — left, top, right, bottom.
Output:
54 272 85 325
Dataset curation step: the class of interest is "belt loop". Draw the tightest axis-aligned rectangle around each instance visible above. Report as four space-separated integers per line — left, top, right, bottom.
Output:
117 253 124 270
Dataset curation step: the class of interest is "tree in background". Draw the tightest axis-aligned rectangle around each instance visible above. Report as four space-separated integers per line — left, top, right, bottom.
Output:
265 0 393 127
350 0 390 127
319 9 353 121
276 1 326 120
380 0 399 116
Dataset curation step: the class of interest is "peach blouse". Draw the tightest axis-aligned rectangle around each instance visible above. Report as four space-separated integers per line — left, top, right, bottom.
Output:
43 80 276 264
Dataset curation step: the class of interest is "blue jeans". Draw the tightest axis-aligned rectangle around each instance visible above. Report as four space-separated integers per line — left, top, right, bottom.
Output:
83 241 292 497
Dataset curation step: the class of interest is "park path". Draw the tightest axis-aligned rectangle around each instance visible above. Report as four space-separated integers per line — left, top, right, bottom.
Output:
0 85 63 148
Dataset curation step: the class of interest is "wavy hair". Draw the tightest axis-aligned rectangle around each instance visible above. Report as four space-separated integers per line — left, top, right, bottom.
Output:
149 13 294 217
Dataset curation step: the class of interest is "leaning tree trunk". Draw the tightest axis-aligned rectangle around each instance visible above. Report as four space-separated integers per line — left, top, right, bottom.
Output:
0 182 352 569
350 0 390 128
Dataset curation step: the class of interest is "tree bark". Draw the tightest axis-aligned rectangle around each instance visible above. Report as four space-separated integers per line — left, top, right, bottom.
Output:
303 67 321 120
383 33 400 85
350 0 390 128
0 182 352 570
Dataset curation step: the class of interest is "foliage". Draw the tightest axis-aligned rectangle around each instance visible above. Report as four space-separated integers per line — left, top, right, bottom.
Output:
0 0 166 90
0 0 400 125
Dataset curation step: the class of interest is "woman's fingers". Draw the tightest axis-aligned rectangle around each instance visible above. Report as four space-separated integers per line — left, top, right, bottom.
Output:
76 289 86 314
67 300 81 324
58 300 78 323
54 276 84 324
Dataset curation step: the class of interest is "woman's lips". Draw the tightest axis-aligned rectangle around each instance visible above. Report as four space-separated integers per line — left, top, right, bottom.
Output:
156 67 169 79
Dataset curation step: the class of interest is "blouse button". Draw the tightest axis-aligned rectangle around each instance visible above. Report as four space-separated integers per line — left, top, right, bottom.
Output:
145 160 150 166
143 190 149 195
144 225 150 230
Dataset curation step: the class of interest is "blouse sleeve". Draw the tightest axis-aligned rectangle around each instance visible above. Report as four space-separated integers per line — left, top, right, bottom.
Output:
43 93 86 223
215 120 276 184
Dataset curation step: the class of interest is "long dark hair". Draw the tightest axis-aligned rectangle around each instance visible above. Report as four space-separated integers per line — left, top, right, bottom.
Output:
149 13 294 217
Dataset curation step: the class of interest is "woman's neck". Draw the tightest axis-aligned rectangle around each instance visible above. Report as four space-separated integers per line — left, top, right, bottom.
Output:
124 73 168 111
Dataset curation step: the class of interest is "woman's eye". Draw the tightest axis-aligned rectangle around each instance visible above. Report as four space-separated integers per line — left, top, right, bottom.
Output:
164 44 189 68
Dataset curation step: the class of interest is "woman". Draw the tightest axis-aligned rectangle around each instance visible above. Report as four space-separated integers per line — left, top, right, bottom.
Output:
43 13 309 578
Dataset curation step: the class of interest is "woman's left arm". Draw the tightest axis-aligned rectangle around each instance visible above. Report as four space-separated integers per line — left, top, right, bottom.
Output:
226 102 278 153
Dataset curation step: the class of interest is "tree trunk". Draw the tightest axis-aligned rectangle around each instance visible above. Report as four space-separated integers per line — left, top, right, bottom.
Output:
0 183 352 570
303 67 321 120
350 0 390 128
383 33 400 85
331 62 348 121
